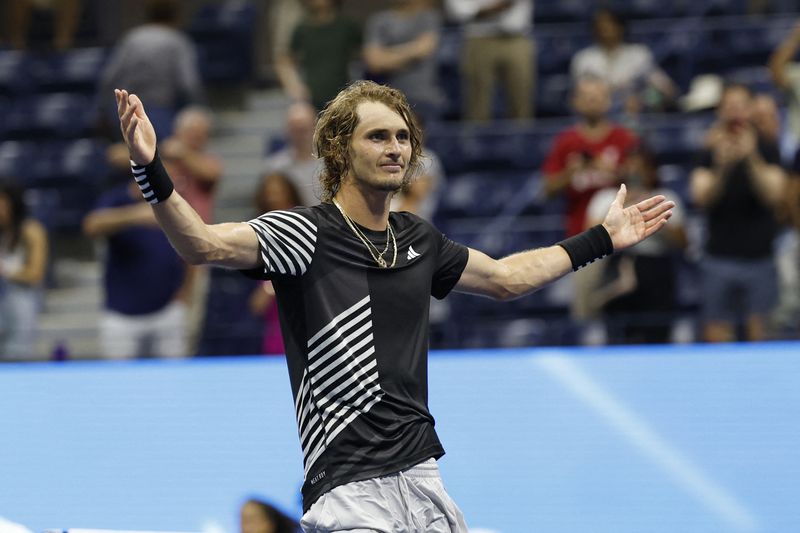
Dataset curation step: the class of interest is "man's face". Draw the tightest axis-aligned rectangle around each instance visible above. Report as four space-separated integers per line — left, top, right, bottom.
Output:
573 79 611 122
177 116 210 151
718 87 752 128
345 101 412 193
594 11 623 48
286 103 316 148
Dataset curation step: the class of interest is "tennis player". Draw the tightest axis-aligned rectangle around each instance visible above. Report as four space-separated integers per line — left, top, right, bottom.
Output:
116 80 673 532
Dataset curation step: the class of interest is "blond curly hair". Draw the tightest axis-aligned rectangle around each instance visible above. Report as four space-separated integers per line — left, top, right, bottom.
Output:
313 80 424 201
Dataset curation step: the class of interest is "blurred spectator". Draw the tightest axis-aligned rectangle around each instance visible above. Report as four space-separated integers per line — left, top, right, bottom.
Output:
275 0 362 111
240 498 301 533
444 0 534 121
0 181 48 359
161 106 223 354
586 148 688 344
269 0 305 62
98 0 202 140
162 107 222 224
769 21 800 156
4 0 81 51
363 0 444 121
248 172 302 355
263 101 321 206
690 83 787 342
390 147 445 222
752 93 782 145
389 112 446 222
543 77 639 237
83 166 188 359
542 76 639 342
571 8 677 118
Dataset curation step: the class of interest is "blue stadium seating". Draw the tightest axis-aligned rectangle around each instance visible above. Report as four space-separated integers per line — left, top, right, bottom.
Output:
189 0 257 83
4 93 93 140
0 50 34 96
33 47 108 93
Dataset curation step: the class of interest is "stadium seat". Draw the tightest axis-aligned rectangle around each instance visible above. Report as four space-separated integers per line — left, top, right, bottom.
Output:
536 28 591 76
5 93 93 139
0 50 34 96
0 140 37 183
33 47 108 93
537 74 572 118
190 0 257 83
535 0 592 24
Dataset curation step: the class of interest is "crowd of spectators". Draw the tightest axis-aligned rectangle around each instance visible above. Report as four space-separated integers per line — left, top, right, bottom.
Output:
3 0 800 360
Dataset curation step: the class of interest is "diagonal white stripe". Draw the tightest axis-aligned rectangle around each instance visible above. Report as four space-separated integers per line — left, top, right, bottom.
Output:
269 210 317 238
317 359 379 412
262 221 312 267
267 216 316 257
308 295 371 347
326 388 383 444
252 220 297 275
536 354 760 533
308 309 371 363
254 216 313 261
313 347 377 399
310 328 373 379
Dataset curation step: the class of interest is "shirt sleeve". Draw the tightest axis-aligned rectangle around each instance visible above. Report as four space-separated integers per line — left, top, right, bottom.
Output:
431 229 469 300
244 208 318 279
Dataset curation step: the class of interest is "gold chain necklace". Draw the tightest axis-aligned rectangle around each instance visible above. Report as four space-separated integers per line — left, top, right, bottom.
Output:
332 198 397 268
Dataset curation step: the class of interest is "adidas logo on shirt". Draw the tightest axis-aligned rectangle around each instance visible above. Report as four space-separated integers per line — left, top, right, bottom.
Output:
407 245 422 261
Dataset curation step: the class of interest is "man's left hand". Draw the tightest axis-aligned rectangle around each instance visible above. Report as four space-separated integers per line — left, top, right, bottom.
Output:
602 184 674 251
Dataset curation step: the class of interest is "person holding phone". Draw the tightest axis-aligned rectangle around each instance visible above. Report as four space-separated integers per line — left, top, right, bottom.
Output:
690 83 787 342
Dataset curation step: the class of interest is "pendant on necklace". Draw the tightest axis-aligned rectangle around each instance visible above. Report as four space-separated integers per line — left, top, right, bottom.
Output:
377 256 387 268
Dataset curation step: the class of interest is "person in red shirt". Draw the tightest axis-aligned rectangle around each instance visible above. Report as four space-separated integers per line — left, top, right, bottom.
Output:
542 76 639 342
543 76 639 237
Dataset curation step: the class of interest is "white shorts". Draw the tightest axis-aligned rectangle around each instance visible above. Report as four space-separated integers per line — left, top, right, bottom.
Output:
300 458 468 533
100 300 188 359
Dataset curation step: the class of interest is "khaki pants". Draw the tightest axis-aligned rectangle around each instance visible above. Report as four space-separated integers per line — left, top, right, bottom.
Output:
461 34 535 121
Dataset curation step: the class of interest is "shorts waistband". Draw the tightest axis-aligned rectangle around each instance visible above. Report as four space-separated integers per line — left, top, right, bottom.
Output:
400 458 440 478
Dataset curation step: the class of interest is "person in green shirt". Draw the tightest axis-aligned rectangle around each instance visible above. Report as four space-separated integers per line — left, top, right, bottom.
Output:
276 0 363 111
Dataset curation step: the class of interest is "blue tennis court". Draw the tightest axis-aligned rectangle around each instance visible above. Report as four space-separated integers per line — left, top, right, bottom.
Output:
1 342 798 532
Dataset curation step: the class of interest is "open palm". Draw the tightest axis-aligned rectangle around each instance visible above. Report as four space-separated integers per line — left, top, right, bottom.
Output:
115 89 157 166
602 184 674 251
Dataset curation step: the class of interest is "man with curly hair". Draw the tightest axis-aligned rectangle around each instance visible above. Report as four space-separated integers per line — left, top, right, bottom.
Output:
115 80 673 532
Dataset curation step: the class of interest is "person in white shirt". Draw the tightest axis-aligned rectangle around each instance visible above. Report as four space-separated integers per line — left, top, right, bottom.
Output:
571 8 676 116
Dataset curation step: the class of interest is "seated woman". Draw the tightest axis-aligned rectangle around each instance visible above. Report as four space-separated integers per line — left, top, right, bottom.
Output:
0 180 49 359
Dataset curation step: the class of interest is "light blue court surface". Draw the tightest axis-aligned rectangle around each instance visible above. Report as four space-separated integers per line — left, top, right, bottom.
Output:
1 342 799 533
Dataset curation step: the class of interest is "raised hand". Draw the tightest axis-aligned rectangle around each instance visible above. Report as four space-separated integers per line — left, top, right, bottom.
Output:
602 184 674 251
115 89 156 166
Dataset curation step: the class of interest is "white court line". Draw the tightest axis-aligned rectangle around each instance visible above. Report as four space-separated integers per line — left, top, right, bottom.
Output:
536 354 760 533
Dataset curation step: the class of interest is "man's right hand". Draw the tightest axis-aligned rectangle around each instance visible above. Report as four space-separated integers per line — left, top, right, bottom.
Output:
115 89 156 166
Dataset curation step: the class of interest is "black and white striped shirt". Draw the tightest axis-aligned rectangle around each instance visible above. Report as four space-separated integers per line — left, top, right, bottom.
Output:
244 203 469 512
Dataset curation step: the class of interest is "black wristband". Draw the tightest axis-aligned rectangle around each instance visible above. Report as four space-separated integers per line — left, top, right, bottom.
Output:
557 225 614 271
130 149 174 204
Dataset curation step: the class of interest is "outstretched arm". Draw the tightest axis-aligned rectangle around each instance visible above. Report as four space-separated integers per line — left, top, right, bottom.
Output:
769 22 800 90
115 89 260 269
456 185 674 300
